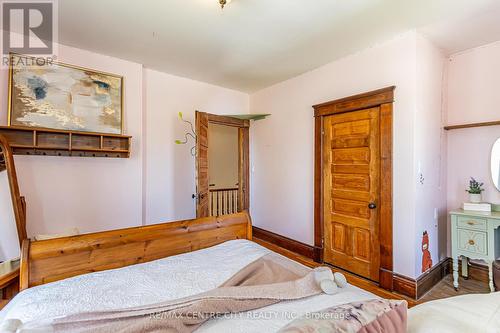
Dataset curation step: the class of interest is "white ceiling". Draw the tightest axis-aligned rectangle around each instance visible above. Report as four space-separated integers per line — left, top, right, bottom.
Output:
59 0 500 92
419 2 500 55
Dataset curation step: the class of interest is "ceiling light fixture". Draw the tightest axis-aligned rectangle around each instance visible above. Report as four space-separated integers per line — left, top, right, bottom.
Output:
219 0 231 9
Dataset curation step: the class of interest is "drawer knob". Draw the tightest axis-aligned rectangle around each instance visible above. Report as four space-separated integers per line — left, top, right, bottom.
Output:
467 221 476 226
468 239 475 246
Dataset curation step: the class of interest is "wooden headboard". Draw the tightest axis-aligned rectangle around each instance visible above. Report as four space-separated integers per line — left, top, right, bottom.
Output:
20 212 252 290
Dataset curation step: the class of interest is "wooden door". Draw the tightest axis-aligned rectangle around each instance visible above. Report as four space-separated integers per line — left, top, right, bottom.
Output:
323 107 381 281
196 111 209 218
238 127 250 212
195 112 250 218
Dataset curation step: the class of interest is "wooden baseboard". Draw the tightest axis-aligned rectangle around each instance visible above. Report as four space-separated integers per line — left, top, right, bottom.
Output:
379 268 394 291
382 258 492 300
252 227 320 261
393 274 417 299
252 228 455 300
416 258 451 299
393 258 452 300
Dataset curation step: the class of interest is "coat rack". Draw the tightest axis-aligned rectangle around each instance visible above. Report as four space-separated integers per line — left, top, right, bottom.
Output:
0 126 131 158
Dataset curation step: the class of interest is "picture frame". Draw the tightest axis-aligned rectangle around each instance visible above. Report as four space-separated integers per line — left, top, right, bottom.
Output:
7 53 124 135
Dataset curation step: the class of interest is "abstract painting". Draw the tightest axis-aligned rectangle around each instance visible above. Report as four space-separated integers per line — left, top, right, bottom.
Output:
8 54 123 134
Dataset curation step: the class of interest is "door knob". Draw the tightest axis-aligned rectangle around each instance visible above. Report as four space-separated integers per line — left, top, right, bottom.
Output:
368 202 377 209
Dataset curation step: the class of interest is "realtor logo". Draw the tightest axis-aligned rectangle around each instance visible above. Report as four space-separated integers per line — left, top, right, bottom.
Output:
2 1 56 55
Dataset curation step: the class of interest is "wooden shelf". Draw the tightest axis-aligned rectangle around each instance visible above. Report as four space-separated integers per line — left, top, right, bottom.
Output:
0 126 131 158
0 259 19 289
0 259 20 308
444 120 500 131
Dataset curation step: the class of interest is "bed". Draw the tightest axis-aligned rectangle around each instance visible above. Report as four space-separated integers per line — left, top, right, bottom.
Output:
0 212 381 332
408 292 500 333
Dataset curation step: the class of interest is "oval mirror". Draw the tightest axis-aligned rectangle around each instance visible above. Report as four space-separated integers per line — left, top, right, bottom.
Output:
492 138 500 191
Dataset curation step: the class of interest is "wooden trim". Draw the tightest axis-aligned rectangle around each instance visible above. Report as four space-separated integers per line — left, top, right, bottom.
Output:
198 112 250 216
195 111 209 218
0 135 27 243
0 125 132 138
253 237 418 308
379 269 394 291
207 113 250 128
393 258 451 300
313 86 395 117
0 300 9 310
239 127 250 211
313 116 323 262
253 237 319 269
252 227 319 260
313 87 394 289
19 239 29 291
379 103 393 289
0 268 19 290
22 213 252 289
416 258 451 299
252 226 450 302
245 211 253 241
444 120 500 131
0 126 131 158
210 187 238 192
393 274 416 299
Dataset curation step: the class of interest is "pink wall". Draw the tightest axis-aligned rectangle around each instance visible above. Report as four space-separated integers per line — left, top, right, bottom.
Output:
249 31 420 278
0 39 249 237
446 41 500 231
414 35 448 274
2 26 496 280
144 68 249 225
249 31 452 278
0 42 144 237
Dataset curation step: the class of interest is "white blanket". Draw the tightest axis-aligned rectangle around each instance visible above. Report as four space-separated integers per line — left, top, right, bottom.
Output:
0 240 377 332
408 292 500 333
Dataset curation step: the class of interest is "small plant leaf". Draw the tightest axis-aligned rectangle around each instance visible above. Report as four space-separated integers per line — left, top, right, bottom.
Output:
466 177 485 194
178 112 183 119
175 140 182 144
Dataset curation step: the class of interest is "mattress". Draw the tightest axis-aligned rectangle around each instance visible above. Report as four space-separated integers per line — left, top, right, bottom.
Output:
0 239 377 332
408 292 500 333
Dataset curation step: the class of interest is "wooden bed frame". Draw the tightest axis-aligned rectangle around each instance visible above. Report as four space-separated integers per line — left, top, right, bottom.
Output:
20 212 252 290
0 135 27 244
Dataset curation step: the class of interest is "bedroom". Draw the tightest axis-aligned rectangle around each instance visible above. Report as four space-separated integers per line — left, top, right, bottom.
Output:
0 0 499 332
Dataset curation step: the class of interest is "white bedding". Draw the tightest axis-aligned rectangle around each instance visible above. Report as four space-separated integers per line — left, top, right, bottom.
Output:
408 292 500 333
0 240 377 332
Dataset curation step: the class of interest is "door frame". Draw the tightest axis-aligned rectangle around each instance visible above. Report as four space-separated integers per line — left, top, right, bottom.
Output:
313 86 395 290
195 111 250 218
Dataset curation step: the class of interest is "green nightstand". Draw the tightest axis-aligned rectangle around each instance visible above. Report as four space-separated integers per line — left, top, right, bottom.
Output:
450 209 500 292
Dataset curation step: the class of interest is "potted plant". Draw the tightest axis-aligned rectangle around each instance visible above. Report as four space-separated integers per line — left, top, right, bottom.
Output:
466 177 485 203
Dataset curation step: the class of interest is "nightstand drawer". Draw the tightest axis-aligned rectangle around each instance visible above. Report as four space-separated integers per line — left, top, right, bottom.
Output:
457 229 487 255
457 216 487 231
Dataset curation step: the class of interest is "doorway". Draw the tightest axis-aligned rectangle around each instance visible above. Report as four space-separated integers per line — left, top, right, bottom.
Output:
313 87 394 290
208 123 239 216
195 111 249 218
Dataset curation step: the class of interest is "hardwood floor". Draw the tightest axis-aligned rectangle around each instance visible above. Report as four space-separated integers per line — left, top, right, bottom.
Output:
418 274 490 303
253 238 418 307
254 237 491 308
